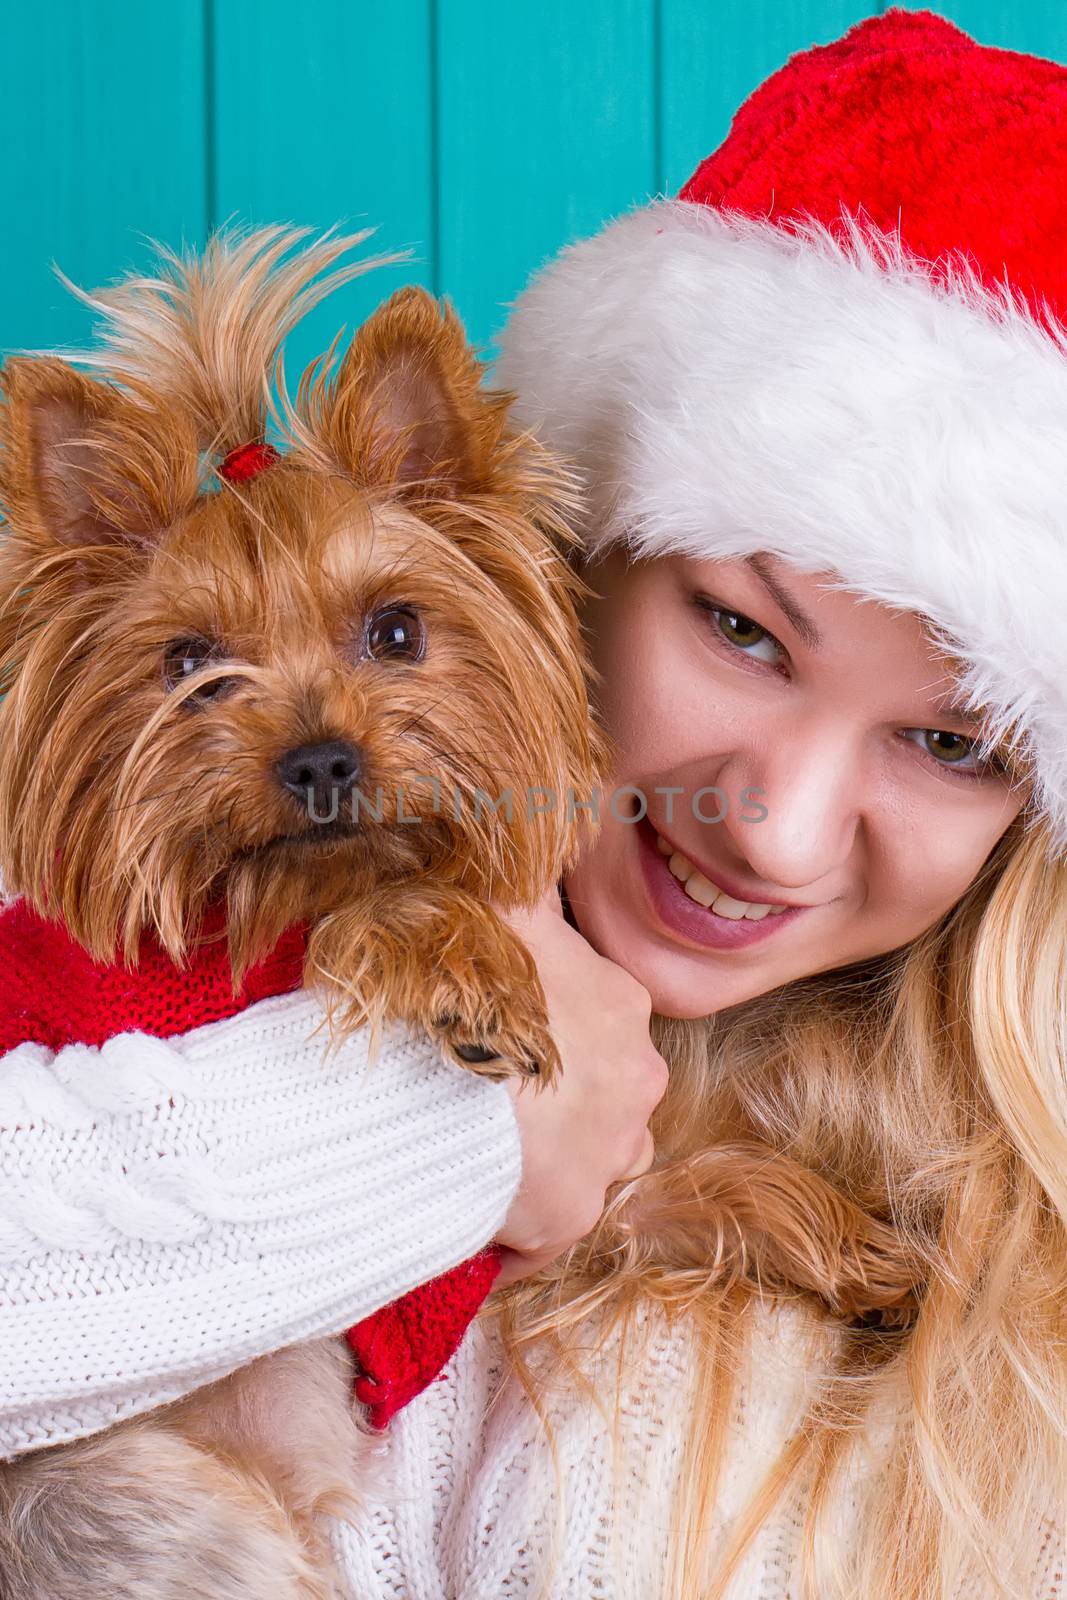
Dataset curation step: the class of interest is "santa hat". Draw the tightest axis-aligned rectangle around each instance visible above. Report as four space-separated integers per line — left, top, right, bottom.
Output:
495 8 1067 854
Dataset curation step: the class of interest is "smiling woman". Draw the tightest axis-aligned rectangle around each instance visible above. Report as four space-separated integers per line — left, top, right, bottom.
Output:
565 549 1027 1016
367 12 1067 1600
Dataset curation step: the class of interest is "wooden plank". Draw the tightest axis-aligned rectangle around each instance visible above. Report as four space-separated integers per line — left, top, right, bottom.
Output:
660 0 883 196
2 0 208 353
212 0 435 383
436 0 657 353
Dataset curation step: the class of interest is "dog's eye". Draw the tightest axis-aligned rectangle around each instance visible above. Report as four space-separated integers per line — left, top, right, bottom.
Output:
364 605 425 663
162 637 233 702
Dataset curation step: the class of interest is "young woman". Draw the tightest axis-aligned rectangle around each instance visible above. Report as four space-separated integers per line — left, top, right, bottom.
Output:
337 14 1067 1598
4 10 1066 1598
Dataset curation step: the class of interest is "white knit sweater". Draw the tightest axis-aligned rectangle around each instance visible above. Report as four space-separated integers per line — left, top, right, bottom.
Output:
0 991 522 1456
339 1300 1066 1599
4 996 1063 1598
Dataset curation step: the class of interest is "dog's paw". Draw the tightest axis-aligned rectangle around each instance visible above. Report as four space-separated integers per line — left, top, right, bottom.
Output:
310 888 563 1087
423 915 562 1087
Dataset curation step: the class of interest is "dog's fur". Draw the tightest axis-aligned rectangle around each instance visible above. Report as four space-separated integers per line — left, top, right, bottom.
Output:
0 227 605 1598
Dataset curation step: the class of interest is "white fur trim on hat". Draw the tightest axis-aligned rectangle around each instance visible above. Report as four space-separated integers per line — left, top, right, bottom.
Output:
495 199 1067 853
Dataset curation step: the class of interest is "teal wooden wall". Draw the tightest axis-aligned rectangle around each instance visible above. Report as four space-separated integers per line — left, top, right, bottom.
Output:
5 1 1066 366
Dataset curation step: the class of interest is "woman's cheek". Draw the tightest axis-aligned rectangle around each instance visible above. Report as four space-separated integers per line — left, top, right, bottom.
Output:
598 637 724 778
866 802 1009 945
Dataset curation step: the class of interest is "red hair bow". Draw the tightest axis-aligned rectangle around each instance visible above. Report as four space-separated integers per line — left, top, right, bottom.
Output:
217 440 280 482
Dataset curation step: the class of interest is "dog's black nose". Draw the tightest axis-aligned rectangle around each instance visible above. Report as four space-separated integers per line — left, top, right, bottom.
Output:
276 740 363 818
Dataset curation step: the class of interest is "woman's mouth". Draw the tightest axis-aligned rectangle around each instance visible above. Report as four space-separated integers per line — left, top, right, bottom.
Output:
654 830 790 919
635 816 810 951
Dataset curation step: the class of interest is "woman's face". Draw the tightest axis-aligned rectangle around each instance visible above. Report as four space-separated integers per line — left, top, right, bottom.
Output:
565 550 1027 1018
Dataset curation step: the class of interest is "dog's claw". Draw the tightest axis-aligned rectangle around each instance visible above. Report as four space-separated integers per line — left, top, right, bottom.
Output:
451 1040 500 1064
435 1015 544 1079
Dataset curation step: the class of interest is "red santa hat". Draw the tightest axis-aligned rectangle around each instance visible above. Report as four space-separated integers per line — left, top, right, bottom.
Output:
495 8 1067 853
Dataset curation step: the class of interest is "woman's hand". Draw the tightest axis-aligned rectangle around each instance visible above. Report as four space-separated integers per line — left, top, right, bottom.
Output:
493 890 668 1288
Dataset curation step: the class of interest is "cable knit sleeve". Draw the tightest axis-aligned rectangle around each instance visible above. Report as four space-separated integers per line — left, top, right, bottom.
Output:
0 991 523 1458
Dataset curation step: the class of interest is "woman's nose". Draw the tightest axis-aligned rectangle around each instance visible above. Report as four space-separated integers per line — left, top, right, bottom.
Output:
717 734 863 889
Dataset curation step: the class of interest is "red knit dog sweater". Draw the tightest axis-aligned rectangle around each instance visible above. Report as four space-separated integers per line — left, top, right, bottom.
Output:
0 897 502 1429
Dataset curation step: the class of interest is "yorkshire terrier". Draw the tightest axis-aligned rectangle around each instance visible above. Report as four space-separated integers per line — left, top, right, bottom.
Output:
0 227 605 1599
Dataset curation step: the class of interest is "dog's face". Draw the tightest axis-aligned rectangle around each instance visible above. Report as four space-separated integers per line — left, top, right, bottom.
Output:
0 289 602 967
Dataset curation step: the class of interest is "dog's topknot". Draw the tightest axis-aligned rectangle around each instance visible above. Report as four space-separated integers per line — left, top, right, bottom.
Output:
59 224 405 458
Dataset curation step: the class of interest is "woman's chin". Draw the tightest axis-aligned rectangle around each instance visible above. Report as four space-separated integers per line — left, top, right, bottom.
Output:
647 981 727 1021
634 947 753 1019
570 897 753 1018
567 855 784 1019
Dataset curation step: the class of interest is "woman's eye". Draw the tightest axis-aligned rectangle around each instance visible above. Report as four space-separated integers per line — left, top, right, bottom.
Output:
364 605 425 663
162 637 233 702
699 601 783 665
903 727 988 774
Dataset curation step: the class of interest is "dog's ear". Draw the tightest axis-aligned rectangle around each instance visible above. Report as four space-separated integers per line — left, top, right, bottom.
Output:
306 288 512 498
0 357 201 549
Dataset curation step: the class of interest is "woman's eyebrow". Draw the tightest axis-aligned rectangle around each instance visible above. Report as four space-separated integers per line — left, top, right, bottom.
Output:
743 553 823 650
929 688 989 729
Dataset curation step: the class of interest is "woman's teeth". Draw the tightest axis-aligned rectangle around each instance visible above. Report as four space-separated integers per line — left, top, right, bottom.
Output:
654 832 788 920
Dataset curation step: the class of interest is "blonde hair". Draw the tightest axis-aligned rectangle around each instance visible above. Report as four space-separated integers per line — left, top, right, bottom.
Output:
490 811 1067 1597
